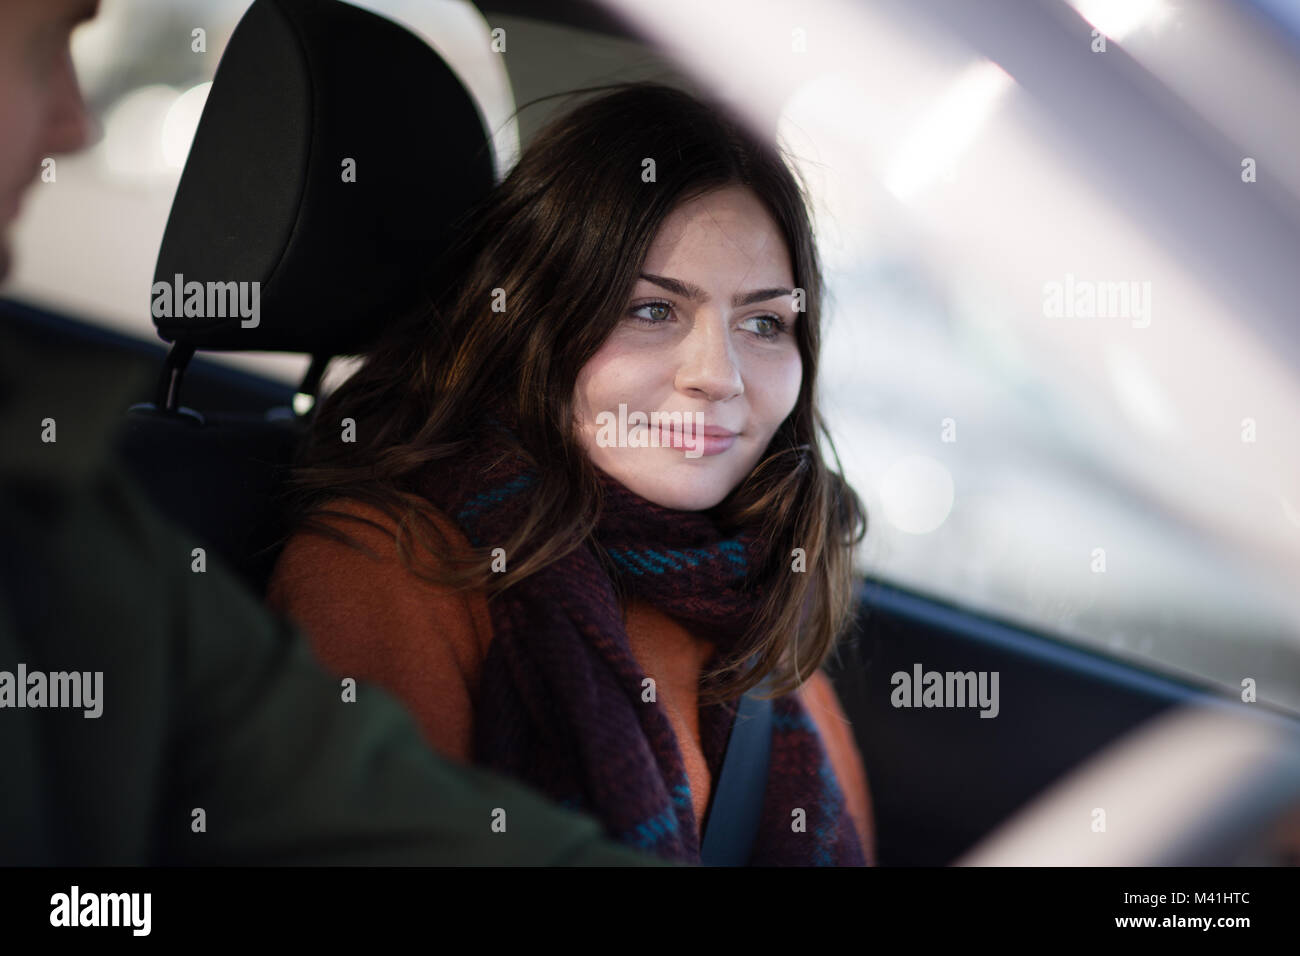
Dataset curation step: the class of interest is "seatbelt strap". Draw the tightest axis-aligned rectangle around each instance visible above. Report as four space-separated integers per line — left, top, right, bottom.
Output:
700 683 773 866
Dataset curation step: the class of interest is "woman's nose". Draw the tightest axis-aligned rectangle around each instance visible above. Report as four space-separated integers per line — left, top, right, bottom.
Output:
675 314 743 401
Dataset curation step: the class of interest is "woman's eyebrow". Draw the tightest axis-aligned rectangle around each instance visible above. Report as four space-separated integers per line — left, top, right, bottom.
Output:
639 273 793 307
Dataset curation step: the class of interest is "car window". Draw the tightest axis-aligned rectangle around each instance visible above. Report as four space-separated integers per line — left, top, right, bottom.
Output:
605 0 1300 715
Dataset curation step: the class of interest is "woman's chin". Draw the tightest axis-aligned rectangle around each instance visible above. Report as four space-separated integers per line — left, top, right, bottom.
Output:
601 462 738 511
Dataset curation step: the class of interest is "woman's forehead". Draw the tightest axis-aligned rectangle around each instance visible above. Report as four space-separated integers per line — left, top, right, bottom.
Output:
643 186 793 284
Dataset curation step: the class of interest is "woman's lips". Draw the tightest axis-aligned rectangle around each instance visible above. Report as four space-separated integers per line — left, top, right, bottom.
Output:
654 422 737 456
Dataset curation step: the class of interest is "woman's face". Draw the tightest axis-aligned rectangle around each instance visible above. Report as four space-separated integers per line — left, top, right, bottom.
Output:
574 185 803 511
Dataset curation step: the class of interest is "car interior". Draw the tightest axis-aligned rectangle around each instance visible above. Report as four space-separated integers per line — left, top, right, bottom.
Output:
2 0 1299 867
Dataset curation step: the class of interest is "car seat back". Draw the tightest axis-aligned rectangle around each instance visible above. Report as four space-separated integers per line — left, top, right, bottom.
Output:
119 0 496 592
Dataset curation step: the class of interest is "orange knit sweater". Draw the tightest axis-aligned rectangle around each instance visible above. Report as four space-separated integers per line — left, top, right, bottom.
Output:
266 497 876 861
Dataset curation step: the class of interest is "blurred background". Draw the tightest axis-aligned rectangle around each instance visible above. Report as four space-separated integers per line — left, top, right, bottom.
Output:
6 0 1300 715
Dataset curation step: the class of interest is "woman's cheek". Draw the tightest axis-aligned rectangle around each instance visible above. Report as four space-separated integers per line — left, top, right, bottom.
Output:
749 347 802 428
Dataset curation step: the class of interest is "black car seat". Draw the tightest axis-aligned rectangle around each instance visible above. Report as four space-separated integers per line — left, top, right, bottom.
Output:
117 0 496 593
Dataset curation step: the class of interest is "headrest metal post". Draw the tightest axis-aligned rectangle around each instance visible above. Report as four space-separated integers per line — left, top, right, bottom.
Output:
155 341 196 413
298 353 330 400
292 353 331 417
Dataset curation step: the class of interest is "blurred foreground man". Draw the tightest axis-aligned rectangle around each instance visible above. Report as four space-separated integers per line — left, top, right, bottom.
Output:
0 0 661 867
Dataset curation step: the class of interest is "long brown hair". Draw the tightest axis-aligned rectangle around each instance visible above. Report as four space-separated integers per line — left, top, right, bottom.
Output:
284 82 866 704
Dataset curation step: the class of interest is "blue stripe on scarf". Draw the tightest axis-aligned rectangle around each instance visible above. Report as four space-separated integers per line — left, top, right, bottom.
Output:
812 761 842 866
455 473 535 527
608 538 748 577
622 784 692 851
772 708 814 732
625 807 679 849
771 704 841 865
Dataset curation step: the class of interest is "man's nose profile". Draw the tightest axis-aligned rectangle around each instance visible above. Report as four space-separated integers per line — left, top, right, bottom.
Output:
0 0 97 282
43 43 95 158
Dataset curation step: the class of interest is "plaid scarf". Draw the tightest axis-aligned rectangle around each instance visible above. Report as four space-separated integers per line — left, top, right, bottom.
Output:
414 439 865 866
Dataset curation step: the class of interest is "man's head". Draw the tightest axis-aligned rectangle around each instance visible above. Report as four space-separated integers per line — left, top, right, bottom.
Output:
0 0 98 282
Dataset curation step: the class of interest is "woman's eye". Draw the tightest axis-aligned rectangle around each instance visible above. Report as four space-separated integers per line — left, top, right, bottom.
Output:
741 314 787 339
628 301 673 324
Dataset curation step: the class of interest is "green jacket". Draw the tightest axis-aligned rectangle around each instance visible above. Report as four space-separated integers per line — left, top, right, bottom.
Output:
0 320 666 865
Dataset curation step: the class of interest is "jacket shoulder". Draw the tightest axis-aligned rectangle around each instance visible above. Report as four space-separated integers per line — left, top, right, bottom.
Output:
266 495 492 762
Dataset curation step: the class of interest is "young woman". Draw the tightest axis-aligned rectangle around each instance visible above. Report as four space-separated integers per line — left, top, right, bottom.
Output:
267 83 874 866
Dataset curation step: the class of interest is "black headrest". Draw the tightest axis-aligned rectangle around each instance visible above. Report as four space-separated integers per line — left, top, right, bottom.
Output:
152 0 496 356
